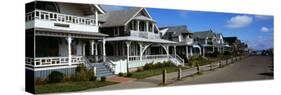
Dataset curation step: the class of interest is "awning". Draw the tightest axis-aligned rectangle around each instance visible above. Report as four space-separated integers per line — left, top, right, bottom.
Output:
33 28 108 39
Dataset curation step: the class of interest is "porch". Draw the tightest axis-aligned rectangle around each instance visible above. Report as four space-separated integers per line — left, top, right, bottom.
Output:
25 28 108 70
104 36 185 73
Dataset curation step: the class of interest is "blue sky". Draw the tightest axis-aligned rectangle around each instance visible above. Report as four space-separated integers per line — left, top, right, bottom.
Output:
101 5 274 50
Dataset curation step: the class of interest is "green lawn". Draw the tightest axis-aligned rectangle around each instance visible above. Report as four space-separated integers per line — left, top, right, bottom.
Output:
35 81 117 94
129 66 190 79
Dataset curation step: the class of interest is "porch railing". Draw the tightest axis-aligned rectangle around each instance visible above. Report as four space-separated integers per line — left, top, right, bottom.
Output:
128 54 168 61
130 30 161 39
25 56 84 68
104 57 116 73
26 9 97 26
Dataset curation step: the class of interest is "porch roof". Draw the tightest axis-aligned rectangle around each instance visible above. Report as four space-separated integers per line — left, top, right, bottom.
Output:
105 36 177 44
35 28 108 37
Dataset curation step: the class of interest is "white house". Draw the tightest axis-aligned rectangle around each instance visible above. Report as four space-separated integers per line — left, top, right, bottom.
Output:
25 1 107 78
26 1 185 79
193 30 225 56
99 8 185 73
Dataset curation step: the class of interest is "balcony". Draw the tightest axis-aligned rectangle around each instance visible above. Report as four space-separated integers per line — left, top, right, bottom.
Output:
26 9 98 32
130 30 160 39
182 38 194 45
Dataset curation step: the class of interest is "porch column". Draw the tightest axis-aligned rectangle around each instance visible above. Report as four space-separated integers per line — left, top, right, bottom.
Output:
126 41 131 72
102 38 106 62
186 46 189 59
152 23 154 33
146 21 149 32
173 45 177 56
95 9 98 27
190 47 193 56
91 41 95 55
202 47 205 57
161 44 170 58
137 20 140 31
82 43 86 56
138 42 143 61
67 36 72 66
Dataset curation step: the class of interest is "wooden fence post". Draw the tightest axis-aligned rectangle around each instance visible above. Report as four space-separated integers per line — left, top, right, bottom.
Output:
162 69 167 85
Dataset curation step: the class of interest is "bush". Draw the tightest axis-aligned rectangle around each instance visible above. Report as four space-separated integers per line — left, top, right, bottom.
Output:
63 76 71 82
35 78 46 85
118 72 124 77
74 64 92 81
143 62 154 70
136 67 143 72
47 71 64 83
126 73 133 77
89 76 97 81
101 76 106 82
155 62 163 68
163 61 174 67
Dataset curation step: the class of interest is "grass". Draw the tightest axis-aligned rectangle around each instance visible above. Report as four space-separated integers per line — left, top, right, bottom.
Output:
129 66 190 79
35 81 117 94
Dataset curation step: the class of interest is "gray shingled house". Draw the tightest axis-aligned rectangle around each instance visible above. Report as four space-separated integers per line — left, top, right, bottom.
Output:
193 30 225 56
159 25 202 61
99 8 185 73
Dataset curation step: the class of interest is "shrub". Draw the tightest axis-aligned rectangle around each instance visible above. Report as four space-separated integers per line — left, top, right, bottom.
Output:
74 64 92 81
118 72 124 77
136 67 143 72
35 78 46 85
143 62 154 70
155 62 163 68
47 71 64 83
126 72 133 77
63 76 71 82
164 61 174 67
89 76 97 81
101 76 106 82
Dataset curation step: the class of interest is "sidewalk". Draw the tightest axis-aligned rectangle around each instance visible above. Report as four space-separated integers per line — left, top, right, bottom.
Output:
85 56 242 91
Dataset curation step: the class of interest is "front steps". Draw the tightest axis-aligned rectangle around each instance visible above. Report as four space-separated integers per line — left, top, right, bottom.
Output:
90 63 114 77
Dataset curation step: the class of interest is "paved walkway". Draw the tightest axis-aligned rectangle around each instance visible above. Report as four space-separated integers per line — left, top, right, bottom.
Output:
169 56 273 86
85 56 245 91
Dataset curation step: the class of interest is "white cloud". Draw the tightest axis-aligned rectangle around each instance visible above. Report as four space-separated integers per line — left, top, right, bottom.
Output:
225 15 253 28
178 11 188 17
255 15 272 20
260 27 270 32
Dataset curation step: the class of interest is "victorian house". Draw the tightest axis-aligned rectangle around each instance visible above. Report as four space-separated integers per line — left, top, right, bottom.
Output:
25 1 107 79
192 30 225 56
159 25 201 61
99 8 184 73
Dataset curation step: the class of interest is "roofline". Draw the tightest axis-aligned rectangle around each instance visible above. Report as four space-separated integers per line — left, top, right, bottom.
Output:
94 4 105 14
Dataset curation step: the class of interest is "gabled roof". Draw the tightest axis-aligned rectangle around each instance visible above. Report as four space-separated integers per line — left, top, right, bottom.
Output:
98 8 146 27
160 25 192 38
223 37 238 45
193 30 217 39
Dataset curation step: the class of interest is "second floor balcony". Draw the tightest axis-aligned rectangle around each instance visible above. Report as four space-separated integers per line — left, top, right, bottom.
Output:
26 9 99 32
130 30 161 39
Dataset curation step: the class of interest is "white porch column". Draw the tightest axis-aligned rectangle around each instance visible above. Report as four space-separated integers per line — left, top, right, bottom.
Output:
95 9 98 27
102 38 106 62
138 42 143 61
152 23 154 33
190 47 193 56
161 44 170 58
146 21 149 32
186 46 189 59
82 43 86 56
126 41 131 72
91 41 95 55
173 45 177 56
202 47 205 57
137 20 140 31
67 36 72 66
